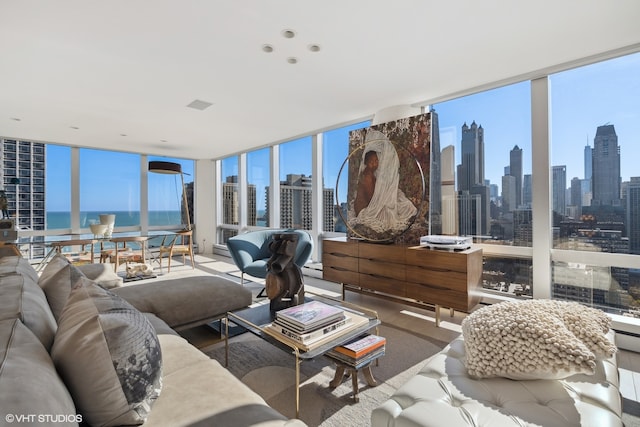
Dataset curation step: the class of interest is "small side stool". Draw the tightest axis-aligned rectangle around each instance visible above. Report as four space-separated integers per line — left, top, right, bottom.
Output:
326 354 382 402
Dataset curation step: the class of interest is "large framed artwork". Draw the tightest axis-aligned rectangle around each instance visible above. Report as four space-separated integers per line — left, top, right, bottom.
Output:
337 112 431 244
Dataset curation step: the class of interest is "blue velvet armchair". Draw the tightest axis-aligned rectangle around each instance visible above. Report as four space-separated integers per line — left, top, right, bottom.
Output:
226 229 314 293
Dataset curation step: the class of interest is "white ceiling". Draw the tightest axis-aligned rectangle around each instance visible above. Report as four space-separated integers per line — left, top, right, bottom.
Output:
1 1 639 160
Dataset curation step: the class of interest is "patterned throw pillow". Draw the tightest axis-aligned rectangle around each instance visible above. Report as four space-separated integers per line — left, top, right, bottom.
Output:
38 254 84 321
51 277 162 427
461 299 616 380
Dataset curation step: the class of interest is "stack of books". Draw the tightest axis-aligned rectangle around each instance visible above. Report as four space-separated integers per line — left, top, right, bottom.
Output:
326 334 386 368
265 300 368 351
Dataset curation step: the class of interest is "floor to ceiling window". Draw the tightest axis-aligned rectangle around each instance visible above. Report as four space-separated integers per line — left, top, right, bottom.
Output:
549 52 640 315
432 82 533 298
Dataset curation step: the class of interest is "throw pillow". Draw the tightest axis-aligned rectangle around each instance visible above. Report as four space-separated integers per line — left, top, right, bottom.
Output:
0 273 58 351
51 277 162 427
0 319 77 423
38 254 84 321
461 299 616 380
77 263 123 289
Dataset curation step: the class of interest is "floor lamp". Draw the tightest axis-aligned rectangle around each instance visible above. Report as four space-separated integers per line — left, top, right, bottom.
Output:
148 161 192 231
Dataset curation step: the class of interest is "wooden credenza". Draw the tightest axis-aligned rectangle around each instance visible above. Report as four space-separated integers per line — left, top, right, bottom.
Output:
322 238 483 325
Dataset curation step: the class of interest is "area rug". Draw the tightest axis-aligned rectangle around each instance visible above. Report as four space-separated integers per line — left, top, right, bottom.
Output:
206 323 449 427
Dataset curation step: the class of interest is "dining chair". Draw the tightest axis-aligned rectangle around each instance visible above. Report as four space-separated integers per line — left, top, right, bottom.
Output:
158 230 195 273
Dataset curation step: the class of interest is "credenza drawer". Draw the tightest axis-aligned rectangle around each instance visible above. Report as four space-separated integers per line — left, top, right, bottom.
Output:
323 239 358 257
359 242 405 264
405 265 468 293
358 273 406 297
405 246 473 272
359 258 405 281
323 266 359 286
406 282 475 312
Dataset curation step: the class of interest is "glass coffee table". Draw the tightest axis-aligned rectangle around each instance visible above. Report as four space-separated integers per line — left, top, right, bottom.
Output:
225 292 380 417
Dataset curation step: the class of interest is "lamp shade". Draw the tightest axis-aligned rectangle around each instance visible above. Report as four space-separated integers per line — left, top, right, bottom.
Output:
148 161 182 175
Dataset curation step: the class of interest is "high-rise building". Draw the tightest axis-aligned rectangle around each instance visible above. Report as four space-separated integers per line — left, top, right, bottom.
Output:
266 174 334 231
430 110 442 235
222 175 239 226
457 121 484 191
501 175 516 212
513 208 533 247
440 145 457 235
592 124 621 206
457 121 490 235
509 145 523 209
222 175 257 226
584 142 592 180
552 165 567 220
570 176 582 217
0 139 46 231
628 177 640 255
522 174 532 208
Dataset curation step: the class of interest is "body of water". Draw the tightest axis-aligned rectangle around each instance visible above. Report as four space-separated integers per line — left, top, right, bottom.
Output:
47 211 182 229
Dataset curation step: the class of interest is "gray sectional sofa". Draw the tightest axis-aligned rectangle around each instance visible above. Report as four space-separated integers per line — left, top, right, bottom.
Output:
0 255 307 427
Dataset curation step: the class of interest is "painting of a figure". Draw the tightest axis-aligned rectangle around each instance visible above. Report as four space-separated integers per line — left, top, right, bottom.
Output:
346 113 431 244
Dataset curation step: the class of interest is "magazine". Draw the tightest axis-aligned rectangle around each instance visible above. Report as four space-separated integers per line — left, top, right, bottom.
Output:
275 300 345 332
333 334 386 358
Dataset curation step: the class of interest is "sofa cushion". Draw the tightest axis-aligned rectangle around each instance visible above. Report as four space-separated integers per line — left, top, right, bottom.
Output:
38 254 85 321
461 300 616 380
112 275 252 330
144 334 306 427
0 272 58 351
77 263 123 289
0 255 39 283
0 318 78 426
52 277 162 427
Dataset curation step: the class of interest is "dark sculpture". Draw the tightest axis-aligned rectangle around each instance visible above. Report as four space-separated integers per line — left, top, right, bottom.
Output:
265 232 305 312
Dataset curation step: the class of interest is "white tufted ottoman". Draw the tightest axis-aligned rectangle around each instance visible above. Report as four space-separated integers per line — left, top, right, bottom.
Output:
371 332 622 427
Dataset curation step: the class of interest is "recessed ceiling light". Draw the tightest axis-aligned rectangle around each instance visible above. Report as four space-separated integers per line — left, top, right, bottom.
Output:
70 126 79 130
262 44 274 53
160 139 168 143
282 29 296 39
187 99 214 110
10 117 21 121
120 133 127 137
308 44 321 52
287 57 298 64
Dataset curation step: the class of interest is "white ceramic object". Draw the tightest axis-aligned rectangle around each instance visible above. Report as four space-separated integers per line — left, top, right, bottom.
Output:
89 223 108 238
99 214 116 238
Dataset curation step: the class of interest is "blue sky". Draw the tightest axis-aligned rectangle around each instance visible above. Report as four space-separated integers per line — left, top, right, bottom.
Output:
47 53 639 212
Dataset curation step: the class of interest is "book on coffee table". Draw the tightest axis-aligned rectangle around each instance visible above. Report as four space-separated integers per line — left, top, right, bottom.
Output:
265 310 369 352
275 300 345 333
269 315 353 344
333 334 386 359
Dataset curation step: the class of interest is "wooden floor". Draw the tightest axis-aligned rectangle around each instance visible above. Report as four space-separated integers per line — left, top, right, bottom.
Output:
163 253 640 410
